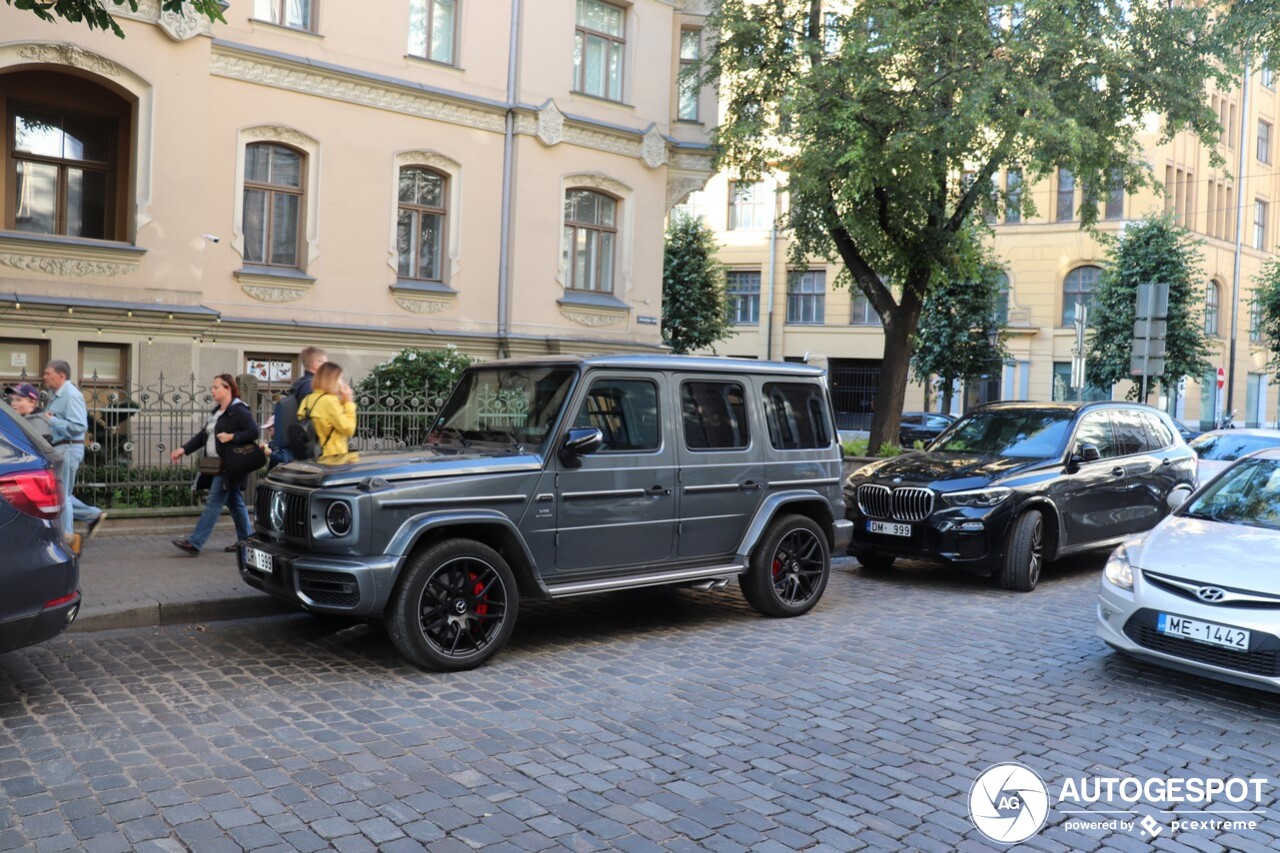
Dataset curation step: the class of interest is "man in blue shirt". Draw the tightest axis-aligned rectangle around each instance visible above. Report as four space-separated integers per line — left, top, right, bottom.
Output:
42 360 106 541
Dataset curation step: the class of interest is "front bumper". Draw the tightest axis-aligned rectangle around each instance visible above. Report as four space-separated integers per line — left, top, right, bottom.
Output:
238 537 402 617
831 518 853 554
1097 574 1280 693
844 501 1015 574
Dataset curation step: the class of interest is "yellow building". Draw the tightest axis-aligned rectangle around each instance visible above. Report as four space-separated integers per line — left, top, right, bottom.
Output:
0 0 714 394
688 64 1280 433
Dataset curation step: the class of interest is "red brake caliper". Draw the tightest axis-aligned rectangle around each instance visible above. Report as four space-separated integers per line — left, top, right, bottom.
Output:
772 557 783 577
470 571 488 616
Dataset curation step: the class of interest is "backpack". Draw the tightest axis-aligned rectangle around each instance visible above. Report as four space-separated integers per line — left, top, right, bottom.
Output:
273 389 303 456
288 394 327 460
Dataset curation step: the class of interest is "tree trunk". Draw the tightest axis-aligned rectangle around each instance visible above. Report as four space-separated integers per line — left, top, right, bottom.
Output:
868 303 924 455
941 378 953 416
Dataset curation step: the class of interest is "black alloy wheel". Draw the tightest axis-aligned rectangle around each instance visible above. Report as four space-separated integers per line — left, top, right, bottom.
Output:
741 514 831 617
999 509 1044 592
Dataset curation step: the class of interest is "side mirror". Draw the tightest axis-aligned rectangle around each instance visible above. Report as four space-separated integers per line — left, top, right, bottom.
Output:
559 427 603 468
1075 443 1102 464
1166 487 1192 511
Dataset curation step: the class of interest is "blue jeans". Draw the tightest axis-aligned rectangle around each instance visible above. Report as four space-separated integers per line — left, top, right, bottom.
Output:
187 475 252 551
58 443 102 536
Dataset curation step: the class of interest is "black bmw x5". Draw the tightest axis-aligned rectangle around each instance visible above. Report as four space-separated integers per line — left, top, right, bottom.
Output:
844 401 1197 591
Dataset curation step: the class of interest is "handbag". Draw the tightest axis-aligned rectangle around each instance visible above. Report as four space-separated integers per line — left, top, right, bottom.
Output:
223 443 267 479
197 454 223 476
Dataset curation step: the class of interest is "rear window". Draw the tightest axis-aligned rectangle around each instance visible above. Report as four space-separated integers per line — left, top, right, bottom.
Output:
762 382 832 450
1189 433 1280 462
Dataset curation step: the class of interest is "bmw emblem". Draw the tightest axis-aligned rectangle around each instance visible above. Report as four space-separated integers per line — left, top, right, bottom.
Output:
892 477 903 484
269 491 286 531
1196 586 1226 603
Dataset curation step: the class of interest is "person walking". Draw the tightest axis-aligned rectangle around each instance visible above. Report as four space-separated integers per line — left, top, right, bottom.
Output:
41 361 106 541
297 362 358 457
270 346 328 467
169 374 259 555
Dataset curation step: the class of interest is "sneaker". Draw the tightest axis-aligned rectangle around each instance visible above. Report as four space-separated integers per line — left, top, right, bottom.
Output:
84 511 107 543
172 539 199 556
224 542 241 553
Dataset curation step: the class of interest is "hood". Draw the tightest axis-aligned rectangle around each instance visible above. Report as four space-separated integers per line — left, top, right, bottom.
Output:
852 452 1044 491
1129 514 1280 589
266 446 543 488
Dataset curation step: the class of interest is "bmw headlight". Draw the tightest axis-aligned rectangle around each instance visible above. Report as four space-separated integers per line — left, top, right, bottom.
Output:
941 487 1013 508
325 501 353 537
1103 545 1134 590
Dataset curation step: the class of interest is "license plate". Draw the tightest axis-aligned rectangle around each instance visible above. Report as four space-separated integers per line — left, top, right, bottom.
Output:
868 520 912 537
1157 613 1250 651
245 546 273 574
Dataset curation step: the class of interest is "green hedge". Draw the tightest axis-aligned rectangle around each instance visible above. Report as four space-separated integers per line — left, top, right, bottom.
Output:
73 463 199 509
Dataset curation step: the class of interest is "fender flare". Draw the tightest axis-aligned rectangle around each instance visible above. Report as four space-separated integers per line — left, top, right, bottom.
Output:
735 490 836 562
1011 496 1065 560
386 510 550 598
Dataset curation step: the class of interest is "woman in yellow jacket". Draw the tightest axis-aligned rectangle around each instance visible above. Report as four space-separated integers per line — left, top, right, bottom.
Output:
298 362 358 457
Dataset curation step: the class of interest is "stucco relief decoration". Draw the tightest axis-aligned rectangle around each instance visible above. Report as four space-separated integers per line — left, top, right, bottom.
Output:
560 308 625 328
666 175 709 209
641 126 668 169
159 5 206 41
565 173 632 198
566 126 638 158
395 150 460 173
243 125 316 149
17 44 121 77
536 101 565 147
395 297 450 315
241 284 309 303
0 254 134 278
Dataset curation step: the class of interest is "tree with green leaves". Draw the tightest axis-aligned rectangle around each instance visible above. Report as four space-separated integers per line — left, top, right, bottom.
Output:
662 212 732 355
5 0 223 38
706 0 1225 452
354 345 474 405
910 238 1010 415
1251 260 1280 380
1085 216 1213 400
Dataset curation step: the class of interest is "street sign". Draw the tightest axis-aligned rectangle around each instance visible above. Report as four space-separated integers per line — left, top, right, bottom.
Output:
1131 282 1170 400
1217 366 1225 389
1131 336 1166 360
1131 356 1165 376
1136 283 1170 319
1132 319 1167 340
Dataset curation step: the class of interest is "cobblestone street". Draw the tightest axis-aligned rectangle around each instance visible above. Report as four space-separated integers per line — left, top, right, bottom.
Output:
2 556 1279 852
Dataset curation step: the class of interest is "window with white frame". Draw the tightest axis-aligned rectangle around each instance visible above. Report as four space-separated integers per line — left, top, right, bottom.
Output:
728 181 767 230
995 273 1011 324
1251 297 1264 344
397 167 448 282
408 0 457 64
563 188 617 292
1205 280 1221 337
1259 119 1272 164
786 270 825 325
1004 169 1021 223
243 143 304 268
678 29 700 121
850 290 881 326
1062 265 1101 326
1256 198 1269 250
1056 168 1075 221
574 0 625 101
725 270 760 325
254 0 315 31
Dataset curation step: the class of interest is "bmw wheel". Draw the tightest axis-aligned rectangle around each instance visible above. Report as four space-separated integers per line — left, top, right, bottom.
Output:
740 515 830 617
998 509 1044 592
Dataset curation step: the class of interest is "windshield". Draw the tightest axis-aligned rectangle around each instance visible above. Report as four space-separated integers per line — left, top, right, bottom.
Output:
1188 432 1280 462
1182 458 1280 530
428 366 577 455
933 409 1073 458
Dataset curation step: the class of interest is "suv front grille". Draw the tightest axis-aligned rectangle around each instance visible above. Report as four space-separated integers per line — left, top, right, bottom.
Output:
857 484 934 522
1124 621 1280 677
256 485 309 539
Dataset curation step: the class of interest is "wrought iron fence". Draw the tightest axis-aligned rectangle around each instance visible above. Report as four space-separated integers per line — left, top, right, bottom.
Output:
68 375 456 509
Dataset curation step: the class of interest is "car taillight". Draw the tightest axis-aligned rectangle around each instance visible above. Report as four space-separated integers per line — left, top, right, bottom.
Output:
0 469 63 519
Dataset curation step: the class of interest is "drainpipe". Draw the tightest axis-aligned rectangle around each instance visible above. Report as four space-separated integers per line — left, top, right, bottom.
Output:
497 0 523 359
1228 53 1250 425
765 186 781 360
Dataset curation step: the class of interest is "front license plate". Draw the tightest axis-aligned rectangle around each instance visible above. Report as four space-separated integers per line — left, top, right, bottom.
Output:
245 546 273 574
868 520 912 537
1157 613 1250 651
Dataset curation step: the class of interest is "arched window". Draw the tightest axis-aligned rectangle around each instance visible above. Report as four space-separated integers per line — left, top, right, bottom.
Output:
563 189 617 292
4 69 131 241
397 167 447 282
243 142 304 268
1062 265 1102 326
1205 280 1221 337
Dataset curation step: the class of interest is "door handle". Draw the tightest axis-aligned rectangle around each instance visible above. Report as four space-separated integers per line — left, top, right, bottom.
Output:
740 480 762 492
1111 467 1125 477
1160 458 1172 467
646 485 671 497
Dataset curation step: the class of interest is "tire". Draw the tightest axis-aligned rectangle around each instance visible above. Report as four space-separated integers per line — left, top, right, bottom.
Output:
740 515 831 617
998 509 1045 592
856 553 895 574
386 539 519 671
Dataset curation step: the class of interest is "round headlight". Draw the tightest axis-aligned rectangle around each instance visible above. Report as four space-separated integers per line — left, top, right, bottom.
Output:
325 501 353 537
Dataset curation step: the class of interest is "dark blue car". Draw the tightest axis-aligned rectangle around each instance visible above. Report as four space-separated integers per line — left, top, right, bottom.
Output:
0 401 80 654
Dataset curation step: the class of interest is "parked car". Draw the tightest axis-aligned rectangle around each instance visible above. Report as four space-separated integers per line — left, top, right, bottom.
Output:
898 411 956 448
843 401 1197 591
0 401 80 654
1097 447 1280 692
1173 420 1201 443
241 355 852 671
1188 429 1280 482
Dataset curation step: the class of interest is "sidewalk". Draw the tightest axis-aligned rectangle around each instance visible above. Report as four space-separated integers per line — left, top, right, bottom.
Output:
70 519 296 632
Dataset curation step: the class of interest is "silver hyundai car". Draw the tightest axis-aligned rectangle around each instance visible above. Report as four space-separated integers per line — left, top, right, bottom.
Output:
1097 447 1280 692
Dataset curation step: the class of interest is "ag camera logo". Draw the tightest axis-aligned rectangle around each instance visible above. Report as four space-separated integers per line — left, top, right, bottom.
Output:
969 762 1050 844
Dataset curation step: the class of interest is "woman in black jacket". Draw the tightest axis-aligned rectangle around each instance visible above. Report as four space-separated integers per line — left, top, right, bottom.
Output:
168 374 259 555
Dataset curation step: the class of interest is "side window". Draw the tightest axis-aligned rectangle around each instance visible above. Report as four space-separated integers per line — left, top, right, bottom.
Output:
763 382 832 450
1139 411 1174 449
926 415 952 429
1110 410 1149 456
574 378 659 452
1074 411 1118 458
682 381 749 450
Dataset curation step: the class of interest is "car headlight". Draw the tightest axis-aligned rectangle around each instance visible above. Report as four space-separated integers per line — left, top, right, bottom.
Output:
1103 545 1133 590
941 487 1013 508
325 500 353 537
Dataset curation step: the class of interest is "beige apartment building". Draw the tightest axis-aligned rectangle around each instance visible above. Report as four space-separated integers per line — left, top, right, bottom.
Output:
688 65 1280 433
0 0 714 398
